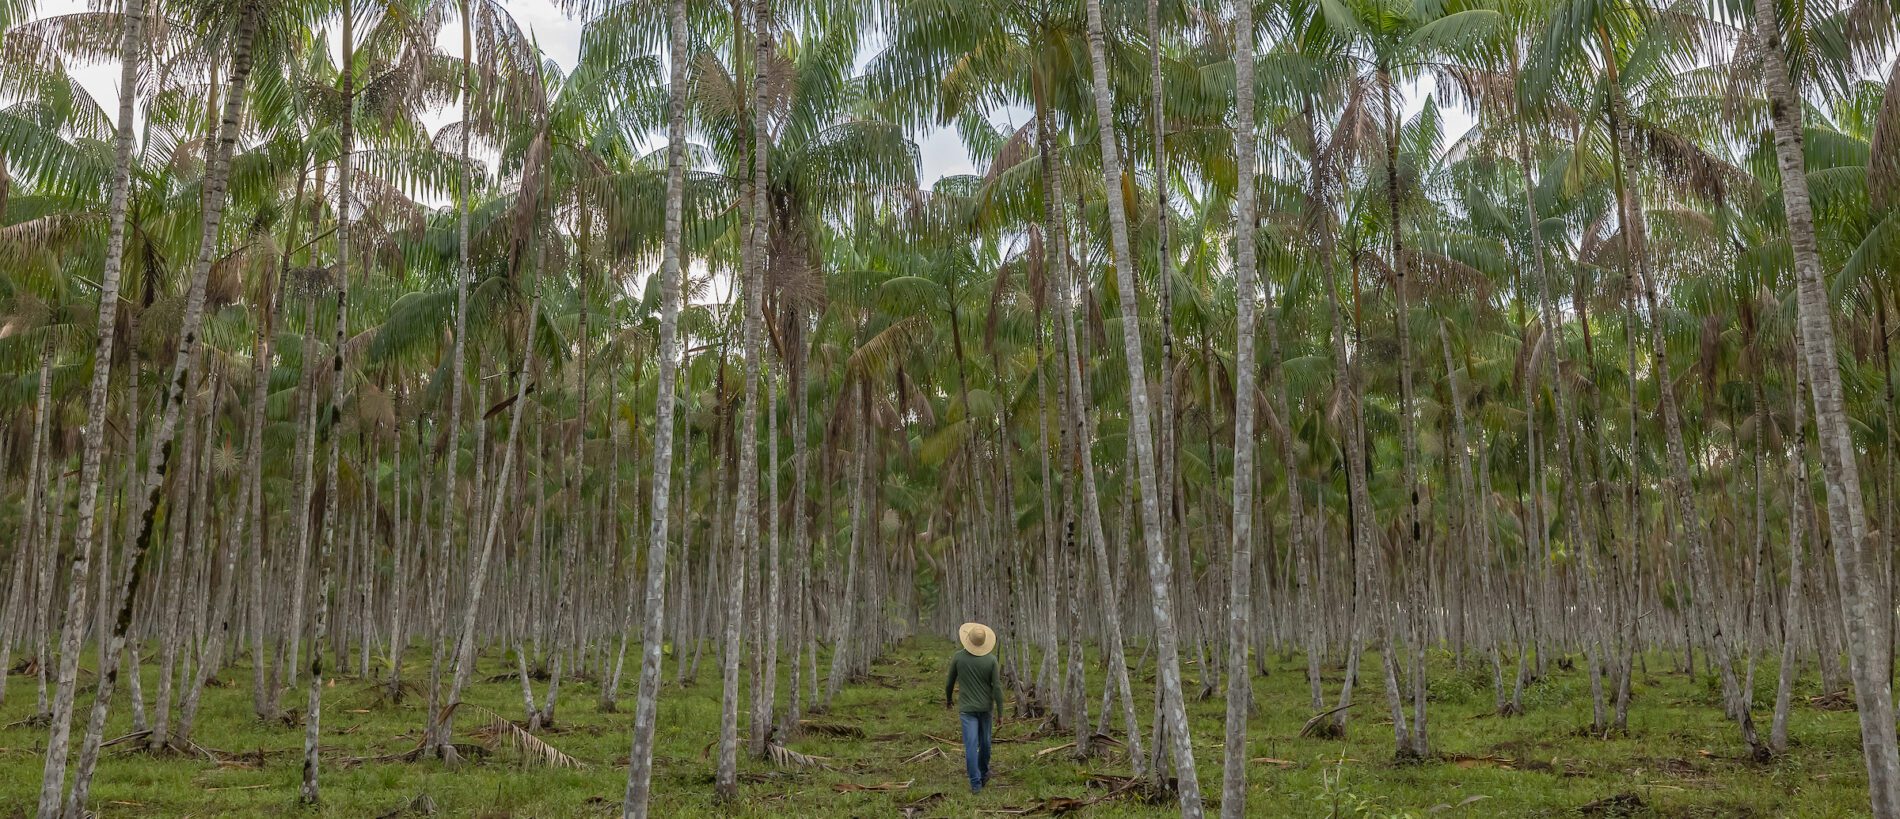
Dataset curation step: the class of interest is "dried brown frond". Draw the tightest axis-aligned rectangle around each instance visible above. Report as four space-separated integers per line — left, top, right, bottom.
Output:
1431 64 1516 122
1629 119 1751 206
765 742 834 770
1869 56 1900 214
460 705 582 769
487 716 583 769
982 121 1036 184
797 719 865 739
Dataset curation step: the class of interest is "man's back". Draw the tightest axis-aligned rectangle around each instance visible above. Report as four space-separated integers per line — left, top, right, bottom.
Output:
946 649 1001 714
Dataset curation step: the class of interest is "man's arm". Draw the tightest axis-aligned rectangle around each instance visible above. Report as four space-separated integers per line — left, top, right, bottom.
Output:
945 656 958 707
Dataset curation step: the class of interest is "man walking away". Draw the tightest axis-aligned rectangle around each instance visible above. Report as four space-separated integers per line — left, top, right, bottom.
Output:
945 622 1003 793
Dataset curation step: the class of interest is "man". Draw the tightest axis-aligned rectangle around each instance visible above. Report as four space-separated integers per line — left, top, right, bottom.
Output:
945 622 1003 794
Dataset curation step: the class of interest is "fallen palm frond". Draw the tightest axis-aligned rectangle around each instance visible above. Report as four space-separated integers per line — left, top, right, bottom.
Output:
99 730 153 749
1252 756 1298 768
1300 702 1356 737
832 778 913 792
1034 742 1076 758
798 719 865 738
464 705 583 769
902 747 945 764
765 742 834 770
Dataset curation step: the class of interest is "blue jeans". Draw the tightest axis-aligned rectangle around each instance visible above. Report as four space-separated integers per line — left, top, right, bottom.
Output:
959 711 992 792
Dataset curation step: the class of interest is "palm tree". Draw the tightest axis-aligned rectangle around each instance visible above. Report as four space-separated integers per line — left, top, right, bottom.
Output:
1081 0 1201 810
1745 0 1900 805
713 0 771 797
300 0 357 800
616 0 686 804
1219 0 1260 811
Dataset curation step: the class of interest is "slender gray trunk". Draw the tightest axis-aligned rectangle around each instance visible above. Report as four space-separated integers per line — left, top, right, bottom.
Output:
1754 2 1900 799
1220 8 1260 812
1080 0 1200 808
302 13 353 796
621 0 689 806
27 0 145 795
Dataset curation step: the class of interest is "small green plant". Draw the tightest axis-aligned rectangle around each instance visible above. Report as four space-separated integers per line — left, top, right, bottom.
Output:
1312 753 1422 819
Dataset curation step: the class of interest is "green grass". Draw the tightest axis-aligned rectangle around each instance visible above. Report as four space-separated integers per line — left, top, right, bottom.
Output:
0 643 1875 817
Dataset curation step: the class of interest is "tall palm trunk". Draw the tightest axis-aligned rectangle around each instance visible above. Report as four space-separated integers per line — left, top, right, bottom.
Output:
0 427 30 710
424 0 478 755
302 9 353 798
1080 0 1200 810
1753 1 1900 802
1379 69 1424 760
1145 0 1182 721
718 0 771 790
50 9 259 816
621 0 689 806
1266 153 1317 713
1220 6 1260 811
1030 78 1066 712
26 0 144 797
387 408 411 699
748 1 781 754
179 372 240 743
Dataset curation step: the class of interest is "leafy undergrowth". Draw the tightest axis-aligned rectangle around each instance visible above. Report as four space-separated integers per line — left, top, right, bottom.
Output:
0 643 1875 816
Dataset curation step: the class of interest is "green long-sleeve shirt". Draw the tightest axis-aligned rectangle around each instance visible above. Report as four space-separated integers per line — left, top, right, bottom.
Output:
945 649 1003 714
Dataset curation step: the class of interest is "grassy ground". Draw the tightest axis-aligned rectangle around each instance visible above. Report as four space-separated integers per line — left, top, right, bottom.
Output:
0 641 1875 817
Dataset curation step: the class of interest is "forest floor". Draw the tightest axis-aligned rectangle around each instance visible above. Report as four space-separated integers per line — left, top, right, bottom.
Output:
0 640 1878 817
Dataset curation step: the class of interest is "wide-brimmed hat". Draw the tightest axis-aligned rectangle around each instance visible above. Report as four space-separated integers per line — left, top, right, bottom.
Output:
958 622 996 656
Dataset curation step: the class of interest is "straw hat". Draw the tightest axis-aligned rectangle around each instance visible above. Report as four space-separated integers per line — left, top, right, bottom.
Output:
958 622 996 656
